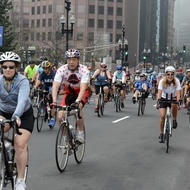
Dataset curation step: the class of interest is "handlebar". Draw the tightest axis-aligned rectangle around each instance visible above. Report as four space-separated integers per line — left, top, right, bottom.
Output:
0 118 22 135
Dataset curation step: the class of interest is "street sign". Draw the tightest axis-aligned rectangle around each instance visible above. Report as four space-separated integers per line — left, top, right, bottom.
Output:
0 26 3 47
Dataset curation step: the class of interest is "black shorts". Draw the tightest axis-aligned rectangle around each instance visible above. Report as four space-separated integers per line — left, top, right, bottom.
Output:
95 85 108 95
0 106 34 133
159 97 176 109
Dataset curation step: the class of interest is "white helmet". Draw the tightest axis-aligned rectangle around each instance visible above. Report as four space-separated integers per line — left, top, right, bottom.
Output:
0 52 21 64
186 69 190 73
165 66 175 73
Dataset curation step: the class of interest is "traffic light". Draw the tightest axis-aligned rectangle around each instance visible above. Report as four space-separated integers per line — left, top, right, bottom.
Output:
183 45 186 53
125 51 128 56
125 51 128 62
143 56 146 61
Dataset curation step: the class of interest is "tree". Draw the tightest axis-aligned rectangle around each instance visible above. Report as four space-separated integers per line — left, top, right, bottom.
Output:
0 0 16 52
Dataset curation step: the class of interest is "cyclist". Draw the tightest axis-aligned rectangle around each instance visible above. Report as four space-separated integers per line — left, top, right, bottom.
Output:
151 71 158 96
184 69 190 114
52 49 89 144
34 61 56 127
112 65 126 108
24 60 37 81
0 52 34 190
92 63 112 112
156 66 181 143
132 73 151 103
32 56 47 85
175 67 184 84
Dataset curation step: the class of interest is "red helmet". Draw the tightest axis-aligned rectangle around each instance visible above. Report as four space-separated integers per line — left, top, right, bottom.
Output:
177 67 183 72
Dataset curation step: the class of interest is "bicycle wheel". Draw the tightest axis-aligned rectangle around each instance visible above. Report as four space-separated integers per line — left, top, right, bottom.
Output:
55 124 69 172
165 118 170 153
74 126 86 164
97 94 101 117
36 102 45 132
0 149 5 190
141 99 146 115
138 100 141 116
100 93 104 116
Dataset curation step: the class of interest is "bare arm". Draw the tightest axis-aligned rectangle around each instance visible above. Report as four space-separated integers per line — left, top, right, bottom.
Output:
157 89 162 100
52 81 61 103
176 90 181 102
24 72 27 77
34 80 41 89
92 69 100 79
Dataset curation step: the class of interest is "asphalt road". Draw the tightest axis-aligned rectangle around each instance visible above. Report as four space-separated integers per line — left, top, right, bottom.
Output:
21 94 190 190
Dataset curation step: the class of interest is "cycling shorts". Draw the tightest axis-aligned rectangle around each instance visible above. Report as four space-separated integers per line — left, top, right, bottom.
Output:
159 97 176 108
95 85 109 95
60 90 89 106
0 106 34 133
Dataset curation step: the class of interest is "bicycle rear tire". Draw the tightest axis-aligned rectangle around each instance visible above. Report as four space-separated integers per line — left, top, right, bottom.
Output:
138 100 141 116
141 99 146 115
97 94 101 117
100 93 104 116
0 149 5 190
55 124 69 172
74 126 86 164
165 120 170 153
36 102 45 132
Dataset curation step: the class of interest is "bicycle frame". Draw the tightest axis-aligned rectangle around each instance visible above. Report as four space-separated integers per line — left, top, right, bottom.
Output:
163 107 172 136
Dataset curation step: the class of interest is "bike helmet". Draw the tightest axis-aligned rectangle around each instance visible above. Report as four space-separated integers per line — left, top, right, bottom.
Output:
165 66 175 73
186 69 190 73
140 73 145 77
177 67 183 72
65 48 80 59
41 61 51 68
100 63 107 68
0 52 21 64
116 65 122 70
136 70 140 74
40 56 48 62
153 71 157 75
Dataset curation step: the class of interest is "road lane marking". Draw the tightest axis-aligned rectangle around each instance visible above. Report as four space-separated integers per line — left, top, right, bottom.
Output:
112 116 130 123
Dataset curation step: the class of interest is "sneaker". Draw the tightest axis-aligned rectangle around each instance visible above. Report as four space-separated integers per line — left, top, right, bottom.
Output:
132 97 136 104
15 178 26 190
76 130 85 144
49 118 55 127
173 120 177 129
159 134 164 143
105 96 109 103
121 102 124 108
94 107 98 113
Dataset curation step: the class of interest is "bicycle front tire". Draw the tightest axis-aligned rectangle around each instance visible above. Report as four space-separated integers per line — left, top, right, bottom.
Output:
36 102 45 132
100 93 104 116
55 124 69 172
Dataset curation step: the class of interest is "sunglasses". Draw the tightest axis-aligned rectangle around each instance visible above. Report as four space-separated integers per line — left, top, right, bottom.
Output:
167 73 174 76
2 65 15 70
43 67 49 70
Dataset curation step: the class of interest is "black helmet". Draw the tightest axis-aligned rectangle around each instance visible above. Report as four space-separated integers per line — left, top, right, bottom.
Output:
39 56 48 62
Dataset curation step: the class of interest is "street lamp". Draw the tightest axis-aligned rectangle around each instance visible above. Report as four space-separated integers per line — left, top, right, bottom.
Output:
118 25 128 67
60 0 75 51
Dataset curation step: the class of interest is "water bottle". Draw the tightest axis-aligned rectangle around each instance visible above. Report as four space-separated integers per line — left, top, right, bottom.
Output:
7 145 14 162
69 124 75 138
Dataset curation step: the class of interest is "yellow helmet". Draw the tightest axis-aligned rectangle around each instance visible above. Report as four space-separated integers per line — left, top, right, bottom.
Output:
41 61 51 68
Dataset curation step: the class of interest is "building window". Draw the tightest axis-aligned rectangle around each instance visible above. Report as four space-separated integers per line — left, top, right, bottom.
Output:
32 0 35 2
98 6 104 15
98 19 104 28
110 33 113 42
31 32 34 41
108 0 113 2
48 18 52 27
48 5 52 13
117 7 122 16
116 34 121 43
88 19 94 28
116 21 122 29
77 32 83 40
89 5 95 14
88 32 94 43
32 7 35 15
37 6 40 14
43 6 46 14
23 19 29 28
31 20 35 28
42 32 46 41
37 19 40 27
42 19 46 27
108 7 113 15
36 33 40 41
99 0 104 1
107 20 113 29
48 32 52 41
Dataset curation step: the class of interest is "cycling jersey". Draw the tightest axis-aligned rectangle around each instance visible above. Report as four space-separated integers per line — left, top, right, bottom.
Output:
54 64 89 94
158 78 181 99
24 65 37 79
36 65 43 74
135 80 152 91
175 73 185 83
38 70 56 89
95 71 109 86
112 71 125 83
0 73 31 118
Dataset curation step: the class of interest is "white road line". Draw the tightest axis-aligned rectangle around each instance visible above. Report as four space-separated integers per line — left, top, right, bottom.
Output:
112 116 130 124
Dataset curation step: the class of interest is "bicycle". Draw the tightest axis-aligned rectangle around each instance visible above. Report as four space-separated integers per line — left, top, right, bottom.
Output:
36 88 57 132
0 119 28 189
151 82 157 100
137 90 146 116
55 105 85 172
159 99 178 153
114 81 123 112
